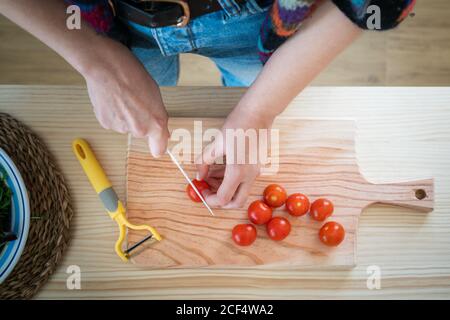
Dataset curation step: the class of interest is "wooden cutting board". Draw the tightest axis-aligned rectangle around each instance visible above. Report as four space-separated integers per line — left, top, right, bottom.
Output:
126 118 433 268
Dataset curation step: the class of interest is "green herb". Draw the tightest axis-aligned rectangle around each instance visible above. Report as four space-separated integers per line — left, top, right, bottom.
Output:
0 168 12 211
0 166 13 248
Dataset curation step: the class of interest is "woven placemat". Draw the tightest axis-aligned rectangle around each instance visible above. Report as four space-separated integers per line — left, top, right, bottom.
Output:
0 113 73 299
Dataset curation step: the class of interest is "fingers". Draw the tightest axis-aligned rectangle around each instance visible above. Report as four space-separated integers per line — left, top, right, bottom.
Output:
147 127 169 158
96 112 168 158
223 181 253 209
196 139 225 180
203 177 222 192
126 115 151 138
196 143 215 180
204 164 260 208
205 167 241 208
206 164 226 179
101 106 169 158
93 108 111 130
114 118 129 134
94 109 129 134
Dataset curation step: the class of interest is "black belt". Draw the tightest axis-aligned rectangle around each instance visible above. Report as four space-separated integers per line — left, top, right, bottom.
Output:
112 0 249 28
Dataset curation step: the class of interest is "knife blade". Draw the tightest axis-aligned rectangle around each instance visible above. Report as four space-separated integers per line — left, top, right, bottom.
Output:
166 149 215 216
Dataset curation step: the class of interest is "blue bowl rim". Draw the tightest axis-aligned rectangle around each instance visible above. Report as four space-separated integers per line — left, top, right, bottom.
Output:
0 148 30 284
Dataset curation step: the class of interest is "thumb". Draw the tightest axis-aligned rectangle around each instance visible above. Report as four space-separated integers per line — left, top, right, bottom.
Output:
147 127 169 158
196 139 225 180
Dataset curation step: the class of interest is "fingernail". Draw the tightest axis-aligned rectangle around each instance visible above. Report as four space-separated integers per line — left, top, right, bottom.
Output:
196 172 200 180
150 148 161 158
149 142 163 158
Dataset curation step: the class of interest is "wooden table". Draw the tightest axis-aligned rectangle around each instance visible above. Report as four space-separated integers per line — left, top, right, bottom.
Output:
0 86 449 299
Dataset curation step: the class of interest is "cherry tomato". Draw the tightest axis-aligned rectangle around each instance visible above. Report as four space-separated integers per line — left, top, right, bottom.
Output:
232 224 257 246
266 217 291 241
263 184 287 208
319 221 345 246
309 198 334 221
248 200 273 225
186 179 210 202
286 193 310 217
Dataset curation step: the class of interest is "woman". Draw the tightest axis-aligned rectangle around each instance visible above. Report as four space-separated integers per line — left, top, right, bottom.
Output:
0 0 415 208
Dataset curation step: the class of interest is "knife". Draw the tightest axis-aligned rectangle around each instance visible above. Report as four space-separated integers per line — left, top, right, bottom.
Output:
166 149 215 216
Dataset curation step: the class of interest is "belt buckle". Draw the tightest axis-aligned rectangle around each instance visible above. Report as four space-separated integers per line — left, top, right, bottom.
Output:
139 0 191 27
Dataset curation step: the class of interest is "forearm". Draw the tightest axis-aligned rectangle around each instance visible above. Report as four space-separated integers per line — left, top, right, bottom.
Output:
238 0 361 120
0 0 108 75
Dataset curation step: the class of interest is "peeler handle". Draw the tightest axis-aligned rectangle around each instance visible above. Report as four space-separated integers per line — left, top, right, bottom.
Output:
72 138 113 193
72 138 120 215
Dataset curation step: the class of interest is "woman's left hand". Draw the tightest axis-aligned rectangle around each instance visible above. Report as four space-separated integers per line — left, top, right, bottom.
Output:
196 104 274 208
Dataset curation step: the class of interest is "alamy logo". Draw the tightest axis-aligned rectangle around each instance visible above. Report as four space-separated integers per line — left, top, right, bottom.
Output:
170 121 280 175
366 5 381 30
66 265 81 290
366 265 381 290
66 5 81 30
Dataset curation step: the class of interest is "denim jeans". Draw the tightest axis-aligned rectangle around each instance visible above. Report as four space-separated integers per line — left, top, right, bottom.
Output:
124 0 271 86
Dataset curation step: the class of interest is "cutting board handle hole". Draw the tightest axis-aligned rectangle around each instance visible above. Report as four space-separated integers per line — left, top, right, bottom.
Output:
415 189 427 200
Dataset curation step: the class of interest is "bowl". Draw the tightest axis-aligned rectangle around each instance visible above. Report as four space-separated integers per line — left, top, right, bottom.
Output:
0 148 30 284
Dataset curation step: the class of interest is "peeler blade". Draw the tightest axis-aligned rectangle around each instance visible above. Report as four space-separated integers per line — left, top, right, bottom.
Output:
124 233 153 255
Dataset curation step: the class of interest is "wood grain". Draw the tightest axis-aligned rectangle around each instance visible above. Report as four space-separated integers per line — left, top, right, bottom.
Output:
126 118 433 268
0 86 449 298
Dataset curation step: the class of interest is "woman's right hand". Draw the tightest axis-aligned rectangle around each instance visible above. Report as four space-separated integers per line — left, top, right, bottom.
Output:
83 37 170 157
0 0 169 157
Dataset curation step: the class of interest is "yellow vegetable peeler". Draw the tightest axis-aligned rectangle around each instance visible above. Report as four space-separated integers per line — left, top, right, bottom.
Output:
72 138 161 262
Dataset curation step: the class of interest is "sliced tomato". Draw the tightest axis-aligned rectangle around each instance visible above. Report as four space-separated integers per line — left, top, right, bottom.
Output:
186 179 210 202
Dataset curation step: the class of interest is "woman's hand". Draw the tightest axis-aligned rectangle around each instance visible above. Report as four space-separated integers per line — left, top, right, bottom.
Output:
195 1 361 208
1 0 171 157
83 39 170 157
196 104 274 208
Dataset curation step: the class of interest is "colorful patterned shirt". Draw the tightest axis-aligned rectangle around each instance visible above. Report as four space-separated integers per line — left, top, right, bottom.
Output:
67 0 416 63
